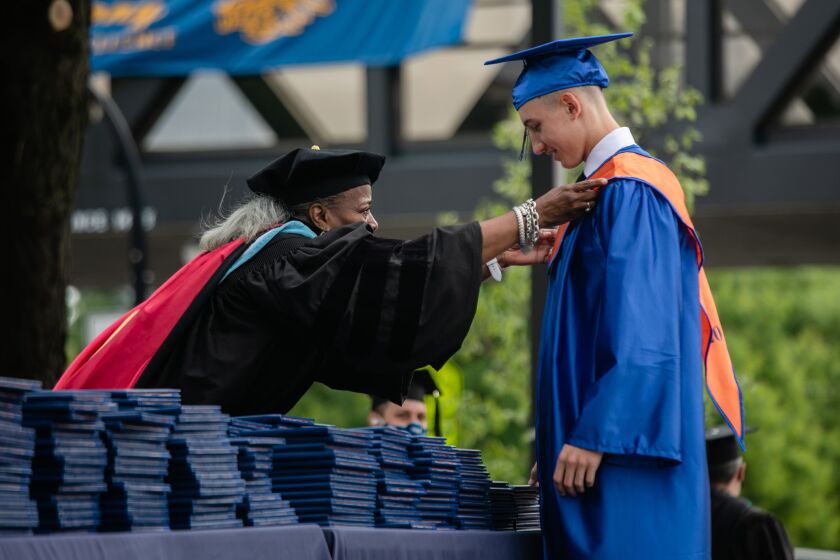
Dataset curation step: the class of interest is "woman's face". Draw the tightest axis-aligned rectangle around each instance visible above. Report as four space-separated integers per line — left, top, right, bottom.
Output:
311 185 378 233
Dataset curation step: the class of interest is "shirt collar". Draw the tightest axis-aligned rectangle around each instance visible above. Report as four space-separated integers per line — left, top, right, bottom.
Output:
583 127 635 178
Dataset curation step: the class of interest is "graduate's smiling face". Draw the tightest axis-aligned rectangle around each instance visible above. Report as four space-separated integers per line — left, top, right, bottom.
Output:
519 90 588 169
309 184 378 233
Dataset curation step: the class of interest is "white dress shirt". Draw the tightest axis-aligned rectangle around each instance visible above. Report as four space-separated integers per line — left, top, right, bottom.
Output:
583 127 636 178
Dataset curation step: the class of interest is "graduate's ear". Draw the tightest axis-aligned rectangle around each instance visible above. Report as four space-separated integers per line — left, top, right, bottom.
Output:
736 461 746 483
308 203 331 232
559 91 583 120
367 411 385 427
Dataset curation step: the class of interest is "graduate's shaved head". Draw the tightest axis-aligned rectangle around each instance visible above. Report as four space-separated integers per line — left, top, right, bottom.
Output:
540 86 607 111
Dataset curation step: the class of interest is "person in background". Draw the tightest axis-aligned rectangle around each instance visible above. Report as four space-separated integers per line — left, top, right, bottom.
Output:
369 369 441 436
706 426 794 560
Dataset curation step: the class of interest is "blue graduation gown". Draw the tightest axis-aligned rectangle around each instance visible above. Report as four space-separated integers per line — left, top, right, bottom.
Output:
536 153 710 559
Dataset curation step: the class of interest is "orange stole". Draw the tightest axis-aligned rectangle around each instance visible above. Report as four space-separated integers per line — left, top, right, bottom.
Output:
549 152 744 444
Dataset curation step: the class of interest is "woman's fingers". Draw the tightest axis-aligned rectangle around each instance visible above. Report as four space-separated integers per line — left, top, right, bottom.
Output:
572 178 608 191
576 188 600 201
535 178 604 226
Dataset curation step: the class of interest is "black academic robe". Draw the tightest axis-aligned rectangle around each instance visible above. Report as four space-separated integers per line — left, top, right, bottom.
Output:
136 222 483 416
711 488 794 560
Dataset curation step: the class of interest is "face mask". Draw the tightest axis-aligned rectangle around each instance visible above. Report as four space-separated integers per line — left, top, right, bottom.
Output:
399 422 427 436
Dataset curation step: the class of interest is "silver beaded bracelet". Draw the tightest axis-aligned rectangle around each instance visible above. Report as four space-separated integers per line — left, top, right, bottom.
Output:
513 199 540 252
513 205 526 249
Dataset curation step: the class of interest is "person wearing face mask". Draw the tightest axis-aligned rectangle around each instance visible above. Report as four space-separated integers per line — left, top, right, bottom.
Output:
56 147 602 417
486 34 745 559
368 369 441 436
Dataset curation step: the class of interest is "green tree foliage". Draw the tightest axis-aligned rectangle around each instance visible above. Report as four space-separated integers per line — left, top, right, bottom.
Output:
707 268 840 550
444 0 708 484
289 383 370 427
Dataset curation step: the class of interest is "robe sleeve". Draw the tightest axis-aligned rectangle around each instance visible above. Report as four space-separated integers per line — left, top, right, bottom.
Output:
566 180 685 463
251 222 483 402
735 509 795 560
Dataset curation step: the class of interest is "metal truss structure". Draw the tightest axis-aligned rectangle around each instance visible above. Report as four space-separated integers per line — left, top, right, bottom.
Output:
72 0 840 294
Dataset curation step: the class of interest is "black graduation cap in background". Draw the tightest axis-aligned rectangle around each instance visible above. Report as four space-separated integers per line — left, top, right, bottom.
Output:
406 368 440 402
247 146 386 205
371 368 443 437
706 425 755 467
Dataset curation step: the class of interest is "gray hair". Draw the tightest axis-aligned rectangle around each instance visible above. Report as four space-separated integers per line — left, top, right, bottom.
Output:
199 192 344 251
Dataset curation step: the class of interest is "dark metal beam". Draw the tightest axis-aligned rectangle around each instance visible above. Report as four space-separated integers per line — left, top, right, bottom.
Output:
529 0 560 463
695 211 840 267
685 0 723 102
105 147 506 223
729 0 840 136
641 0 668 70
232 76 307 139
111 78 185 146
725 0 840 114
366 66 401 156
724 0 786 48
699 140 840 208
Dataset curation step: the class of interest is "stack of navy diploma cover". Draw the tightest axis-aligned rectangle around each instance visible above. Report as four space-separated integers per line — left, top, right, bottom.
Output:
230 414 316 435
489 481 516 530
0 378 520 535
454 448 493 529
166 405 245 530
363 426 431 529
110 389 182 413
228 414 298 527
23 390 117 533
228 434 299 527
98 408 175 532
229 415 305 526
271 425 379 527
511 485 540 531
0 377 42 535
408 436 461 529
489 482 541 531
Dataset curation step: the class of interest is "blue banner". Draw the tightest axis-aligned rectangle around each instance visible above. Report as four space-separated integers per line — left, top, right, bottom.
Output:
92 0 473 76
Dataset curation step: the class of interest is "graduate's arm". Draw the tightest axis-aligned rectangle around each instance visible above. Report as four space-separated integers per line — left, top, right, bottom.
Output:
566 180 685 463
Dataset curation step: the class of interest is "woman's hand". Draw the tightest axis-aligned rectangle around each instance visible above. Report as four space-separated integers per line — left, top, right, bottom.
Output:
500 229 556 267
529 462 539 487
535 178 605 227
478 178 605 263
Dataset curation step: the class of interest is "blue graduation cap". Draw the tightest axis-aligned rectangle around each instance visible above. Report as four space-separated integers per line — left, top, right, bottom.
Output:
485 33 633 110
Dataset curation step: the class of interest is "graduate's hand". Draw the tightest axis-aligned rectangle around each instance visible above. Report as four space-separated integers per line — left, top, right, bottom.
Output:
553 444 603 497
500 229 556 266
535 178 605 227
528 462 539 487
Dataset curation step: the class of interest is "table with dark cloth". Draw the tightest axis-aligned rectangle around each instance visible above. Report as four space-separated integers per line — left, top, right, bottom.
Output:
0 524 332 560
0 526 541 560
323 527 542 560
